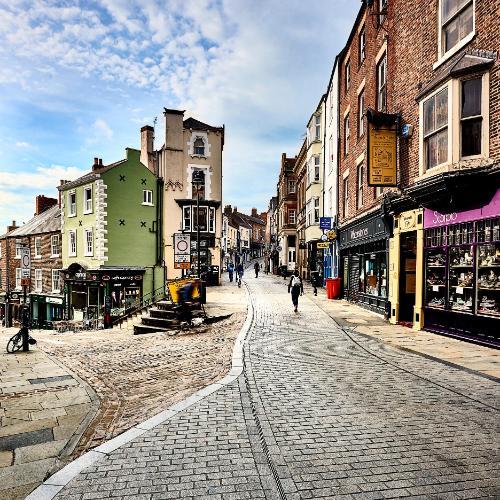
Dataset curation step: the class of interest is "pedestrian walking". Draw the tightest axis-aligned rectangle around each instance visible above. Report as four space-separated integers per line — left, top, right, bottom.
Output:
311 270 322 296
227 262 234 283
288 270 304 313
236 263 244 287
254 261 260 278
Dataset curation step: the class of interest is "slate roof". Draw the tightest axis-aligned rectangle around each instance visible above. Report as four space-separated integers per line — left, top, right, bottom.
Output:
57 159 126 191
183 117 223 132
0 205 60 238
240 214 266 226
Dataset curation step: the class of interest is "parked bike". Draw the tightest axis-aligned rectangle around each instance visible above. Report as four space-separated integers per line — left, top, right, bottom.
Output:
6 328 36 353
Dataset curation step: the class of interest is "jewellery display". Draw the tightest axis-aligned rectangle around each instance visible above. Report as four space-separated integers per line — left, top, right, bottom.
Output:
476 243 500 317
425 249 447 309
477 295 500 317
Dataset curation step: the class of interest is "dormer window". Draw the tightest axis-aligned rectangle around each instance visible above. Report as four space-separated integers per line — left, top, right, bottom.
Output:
194 137 205 156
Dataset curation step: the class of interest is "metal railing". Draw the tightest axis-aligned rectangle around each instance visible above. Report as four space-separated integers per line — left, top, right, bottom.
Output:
112 284 169 328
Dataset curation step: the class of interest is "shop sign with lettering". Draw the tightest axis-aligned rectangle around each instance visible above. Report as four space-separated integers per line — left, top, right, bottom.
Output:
367 122 397 187
423 189 500 228
340 216 388 249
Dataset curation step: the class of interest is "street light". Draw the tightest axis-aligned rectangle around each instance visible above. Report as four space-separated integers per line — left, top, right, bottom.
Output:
192 170 205 278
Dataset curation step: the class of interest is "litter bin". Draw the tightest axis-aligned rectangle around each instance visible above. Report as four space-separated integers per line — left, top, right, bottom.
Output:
326 277 341 299
208 265 220 286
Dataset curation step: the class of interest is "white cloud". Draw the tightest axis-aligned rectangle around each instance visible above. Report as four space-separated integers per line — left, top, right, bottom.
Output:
86 118 114 144
15 141 32 148
0 164 86 190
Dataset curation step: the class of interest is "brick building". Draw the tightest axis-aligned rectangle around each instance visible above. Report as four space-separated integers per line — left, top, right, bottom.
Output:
0 196 63 327
337 1 393 315
386 0 500 343
276 153 297 273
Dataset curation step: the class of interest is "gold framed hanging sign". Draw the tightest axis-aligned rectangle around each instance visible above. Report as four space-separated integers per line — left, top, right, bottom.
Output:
367 109 398 187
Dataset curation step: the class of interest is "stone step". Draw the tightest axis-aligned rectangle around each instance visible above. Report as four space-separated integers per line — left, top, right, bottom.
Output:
133 324 173 335
149 308 177 319
141 316 180 329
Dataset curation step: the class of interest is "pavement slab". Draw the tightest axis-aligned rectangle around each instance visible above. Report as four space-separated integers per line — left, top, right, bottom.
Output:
43 271 500 499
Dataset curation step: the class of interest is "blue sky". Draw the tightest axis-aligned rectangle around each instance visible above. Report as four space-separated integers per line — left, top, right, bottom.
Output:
0 0 359 230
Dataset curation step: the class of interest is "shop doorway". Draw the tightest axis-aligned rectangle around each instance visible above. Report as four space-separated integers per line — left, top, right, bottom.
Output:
399 232 417 322
349 255 360 302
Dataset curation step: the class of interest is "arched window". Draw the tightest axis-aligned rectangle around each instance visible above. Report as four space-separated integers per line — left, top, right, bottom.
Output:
194 137 205 155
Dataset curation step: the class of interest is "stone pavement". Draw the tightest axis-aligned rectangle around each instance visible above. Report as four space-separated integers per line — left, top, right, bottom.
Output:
42 272 500 499
0 332 96 500
305 283 500 380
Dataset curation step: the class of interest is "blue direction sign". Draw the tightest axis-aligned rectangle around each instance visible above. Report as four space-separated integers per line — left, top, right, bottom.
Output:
319 217 333 230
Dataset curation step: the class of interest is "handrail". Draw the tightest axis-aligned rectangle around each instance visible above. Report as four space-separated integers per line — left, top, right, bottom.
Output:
112 284 169 328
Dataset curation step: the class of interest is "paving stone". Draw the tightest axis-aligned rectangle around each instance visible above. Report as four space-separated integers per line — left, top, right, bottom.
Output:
0 450 13 468
0 427 54 451
14 439 67 464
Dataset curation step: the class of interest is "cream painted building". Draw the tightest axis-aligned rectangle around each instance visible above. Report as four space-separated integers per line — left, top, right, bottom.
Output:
142 109 224 281
304 95 325 274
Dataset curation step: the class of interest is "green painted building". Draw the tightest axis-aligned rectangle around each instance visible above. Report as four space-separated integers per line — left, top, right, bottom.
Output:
59 148 163 327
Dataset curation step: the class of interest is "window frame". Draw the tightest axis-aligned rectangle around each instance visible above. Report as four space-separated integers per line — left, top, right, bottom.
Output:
358 26 366 65
358 91 365 138
345 59 350 93
68 191 76 217
52 269 61 293
315 114 321 140
193 137 205 156
83 186 93 214
35 269 43 292
34 237 42 259
376 52 387 112
209 207 215 233
183 206 191 231
344 114 350 157
84 229 93 257
460 75 483 160
51 234 60 257
357 163 364 209
379 0 388 26
68 230 77 257
288 209 296 225
288 180 296 194
313 197 320 224
15 268 22 290
343 176 349 219
314 155 320 182
437 0 475 65
15 240 22 259
142 189 154 206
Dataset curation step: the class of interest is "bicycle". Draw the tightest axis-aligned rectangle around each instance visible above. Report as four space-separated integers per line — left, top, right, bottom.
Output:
6 327 36 353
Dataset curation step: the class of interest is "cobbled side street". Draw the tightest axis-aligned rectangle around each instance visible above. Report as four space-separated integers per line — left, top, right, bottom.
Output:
55 273 500 499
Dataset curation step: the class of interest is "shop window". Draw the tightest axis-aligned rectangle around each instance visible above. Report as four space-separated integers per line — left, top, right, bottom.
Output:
423 87 448 170
376 53 387 112
357 163 364 209
69 230 77 257
35 237 42 258
183 206 191 231
68 191 76 217
51 234 60 257
440 0 474 57
142 190 153 206
209 207 215 233
83 186 93 214
461 77 482 158
84 229 93 256
52 269 61 293
344 114 350 156
359 253 387 298
359 26 366 65
35 269 43 292
358 91 365 138
15 268 21 289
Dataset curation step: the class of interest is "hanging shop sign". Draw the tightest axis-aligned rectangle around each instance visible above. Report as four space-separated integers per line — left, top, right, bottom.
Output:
327 230 337 241
317 242 330 249
367 109 398 187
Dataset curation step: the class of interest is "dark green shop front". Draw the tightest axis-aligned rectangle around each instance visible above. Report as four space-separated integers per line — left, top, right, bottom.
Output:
31 294 64 328
63 265 144 328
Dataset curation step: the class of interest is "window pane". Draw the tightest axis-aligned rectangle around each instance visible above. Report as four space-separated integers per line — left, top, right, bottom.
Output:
426 135 438 169
435 89 448 129
461 117 482 157
444 4 473 53
462 78 481 118
437 128 448 165
442 0 469 23
423 98 435 135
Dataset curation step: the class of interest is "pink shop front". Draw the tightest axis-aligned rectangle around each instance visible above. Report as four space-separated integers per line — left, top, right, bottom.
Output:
423 188 500 347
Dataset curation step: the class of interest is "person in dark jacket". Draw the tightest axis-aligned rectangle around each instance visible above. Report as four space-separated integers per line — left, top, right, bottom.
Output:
227 262 234 282
254 261 260 278
288 270 304 313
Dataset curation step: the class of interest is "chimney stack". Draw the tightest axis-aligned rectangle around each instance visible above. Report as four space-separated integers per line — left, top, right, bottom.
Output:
163 108 185 151
224 205 232 216
233 206 237 214
35 195 57 216
140 125 155 175
98 158 103 166
251 208 258 217
7 220 18 233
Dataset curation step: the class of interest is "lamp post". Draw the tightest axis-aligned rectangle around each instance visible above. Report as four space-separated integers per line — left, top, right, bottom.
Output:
192 170 205 278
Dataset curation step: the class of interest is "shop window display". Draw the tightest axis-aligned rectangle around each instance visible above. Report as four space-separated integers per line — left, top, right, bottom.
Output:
425 248 447 309
476 242 500 317
448 245 474 313
359 253 387 298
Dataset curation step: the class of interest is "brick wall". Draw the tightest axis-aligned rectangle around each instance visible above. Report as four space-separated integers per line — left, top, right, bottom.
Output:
338 3 394 226
392 0 500 186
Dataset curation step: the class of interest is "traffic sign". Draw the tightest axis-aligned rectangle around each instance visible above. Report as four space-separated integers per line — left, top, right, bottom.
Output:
20 247 30 278
327 230 337 240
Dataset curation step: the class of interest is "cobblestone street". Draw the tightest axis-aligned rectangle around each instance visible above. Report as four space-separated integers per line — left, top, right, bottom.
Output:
49 273 500 499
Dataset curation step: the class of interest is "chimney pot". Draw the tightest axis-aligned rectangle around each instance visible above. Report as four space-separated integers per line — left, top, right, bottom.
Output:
99 158 103 166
